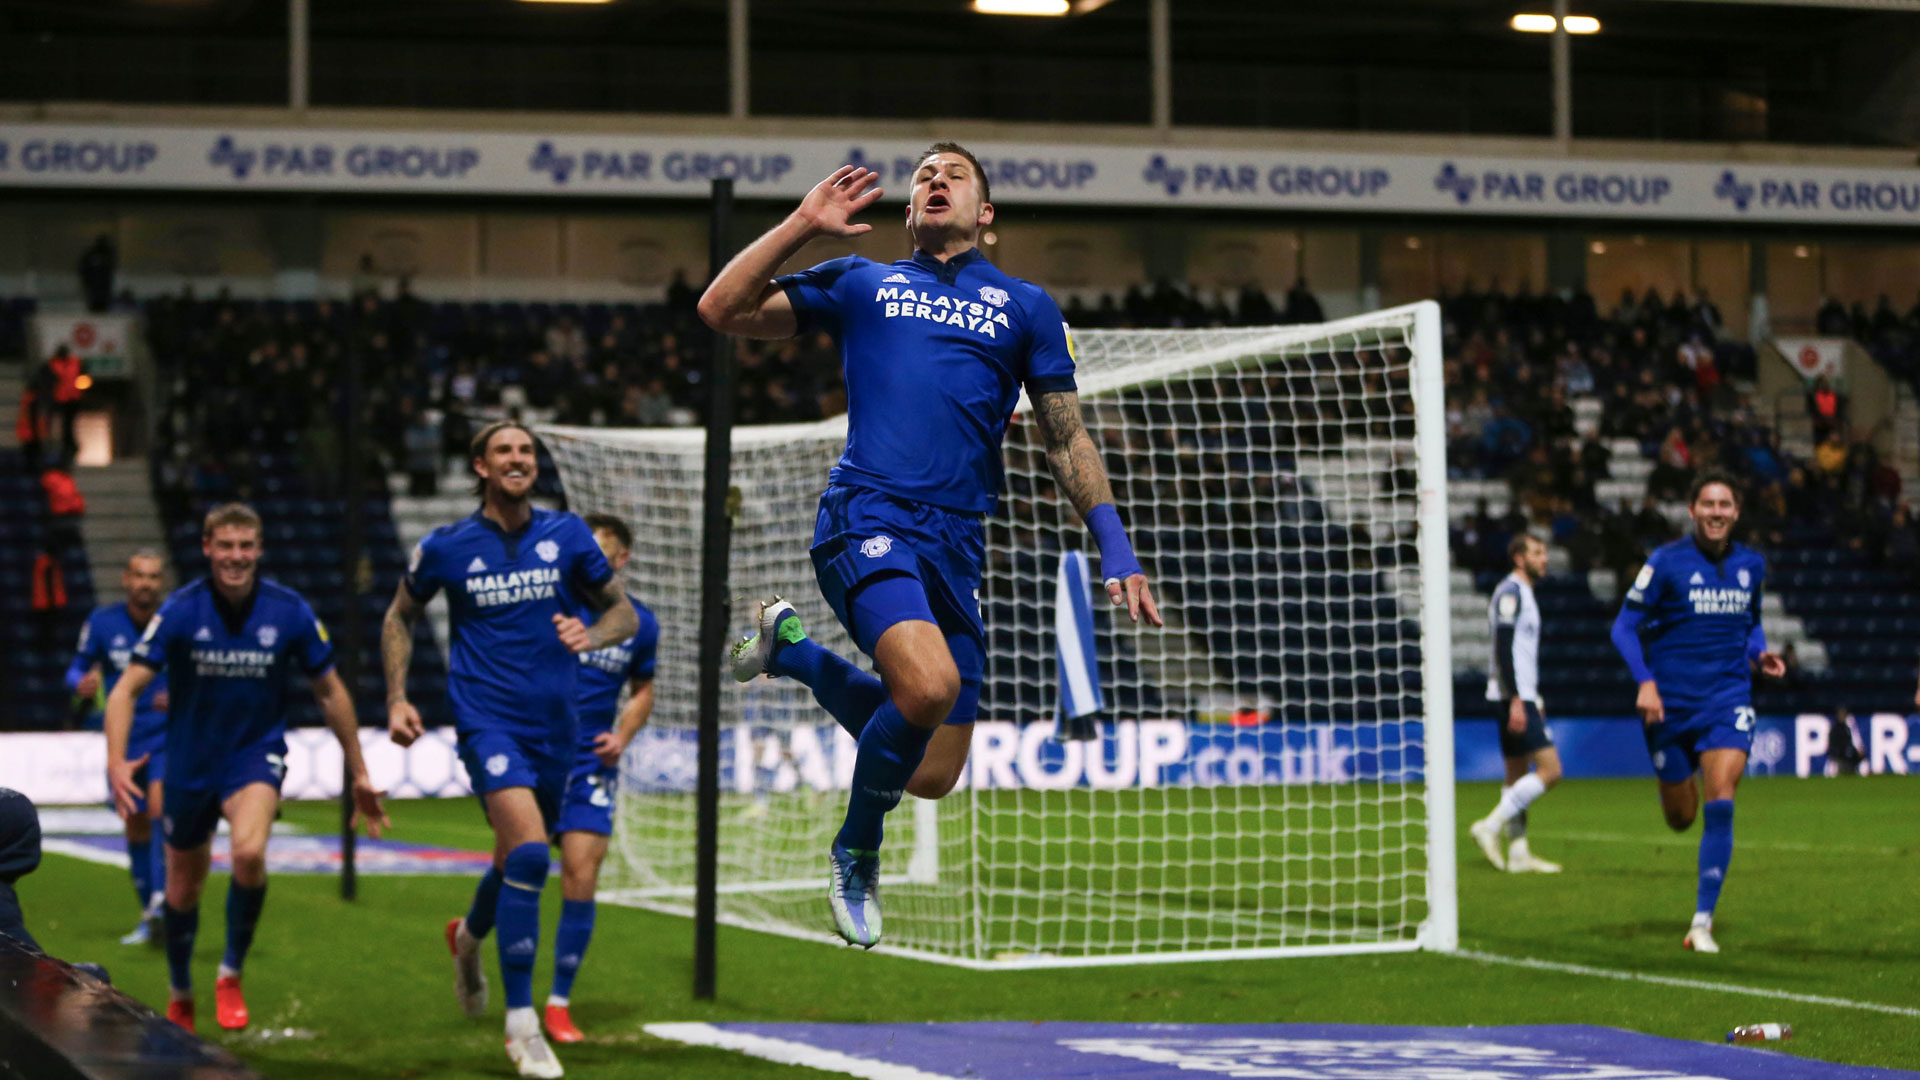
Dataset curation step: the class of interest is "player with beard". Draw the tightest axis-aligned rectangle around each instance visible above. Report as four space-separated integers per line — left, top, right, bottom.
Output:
105 503 388 1031
1611 471 1784 953
384 420 637 1079
699 144 1162 948
68 549 172 944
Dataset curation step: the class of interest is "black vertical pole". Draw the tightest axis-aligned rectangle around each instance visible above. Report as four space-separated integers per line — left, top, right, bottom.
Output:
339 337 364 901
694 178 736 999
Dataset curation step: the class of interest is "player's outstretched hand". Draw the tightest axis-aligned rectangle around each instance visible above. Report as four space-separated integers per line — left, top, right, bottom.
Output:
108 753 149 820
796 166 884 239
1106 573 1164 627
350 774 390 839
1754 651 1786 679
591 731 628 769
553 612 593 653
1507 698 1528 735
387 699 425 748
1636 680 1664 727
75 670 101 699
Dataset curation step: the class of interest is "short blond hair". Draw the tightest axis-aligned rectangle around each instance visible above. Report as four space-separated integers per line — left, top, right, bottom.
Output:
202 502 263 541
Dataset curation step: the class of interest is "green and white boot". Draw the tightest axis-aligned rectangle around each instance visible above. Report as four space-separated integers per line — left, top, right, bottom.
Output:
729 597 806 683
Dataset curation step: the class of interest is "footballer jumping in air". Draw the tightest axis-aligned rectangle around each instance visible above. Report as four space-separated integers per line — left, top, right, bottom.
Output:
383 420 637 1078
699 144 1163 949
105 504 388 1032
1468 534 1563 874
1610 472 1784 953
542 513 658 1044
69 550 172 944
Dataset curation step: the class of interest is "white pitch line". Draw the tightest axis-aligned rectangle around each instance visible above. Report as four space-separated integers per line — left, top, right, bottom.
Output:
1538 830 1910 858
644 1022 960 1080
41 838 130 869
1455 949 1920 1018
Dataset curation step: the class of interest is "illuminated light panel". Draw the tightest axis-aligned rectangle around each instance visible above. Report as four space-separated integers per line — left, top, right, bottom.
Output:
974 0 1071 15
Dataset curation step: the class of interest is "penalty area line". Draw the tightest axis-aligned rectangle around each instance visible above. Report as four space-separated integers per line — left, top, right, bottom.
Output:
1455 949 1920 1018
644 1022 960 1080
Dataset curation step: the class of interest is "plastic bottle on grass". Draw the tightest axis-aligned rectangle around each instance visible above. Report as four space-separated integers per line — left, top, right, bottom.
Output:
1727 1023 1793 1044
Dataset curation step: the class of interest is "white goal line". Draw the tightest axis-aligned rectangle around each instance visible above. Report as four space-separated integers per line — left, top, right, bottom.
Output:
1455 948 1920 1018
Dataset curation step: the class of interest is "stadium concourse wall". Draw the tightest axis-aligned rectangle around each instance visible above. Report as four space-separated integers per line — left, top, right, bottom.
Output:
0 713 1910 806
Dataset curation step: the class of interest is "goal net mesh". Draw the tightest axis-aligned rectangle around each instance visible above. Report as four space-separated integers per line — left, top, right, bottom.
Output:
539 302 1449 967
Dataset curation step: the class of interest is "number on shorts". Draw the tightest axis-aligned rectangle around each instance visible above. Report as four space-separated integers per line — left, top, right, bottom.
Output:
1734 706 1756 732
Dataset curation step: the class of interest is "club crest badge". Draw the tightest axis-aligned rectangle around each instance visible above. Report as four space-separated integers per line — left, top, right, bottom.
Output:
537 540 561 563
979 286 1009 308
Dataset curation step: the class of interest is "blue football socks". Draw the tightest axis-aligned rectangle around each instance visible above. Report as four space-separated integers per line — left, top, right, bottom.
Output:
549 898 596 1003
1697 798 1735 916
127 834 152 909
772 635 888 741
163 903 198 993
222 882 267 973
496 843 550 1010
465 865 504 939
836 702 935 854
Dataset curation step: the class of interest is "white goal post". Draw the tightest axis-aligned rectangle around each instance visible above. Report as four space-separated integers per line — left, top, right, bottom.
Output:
539 300 1454 968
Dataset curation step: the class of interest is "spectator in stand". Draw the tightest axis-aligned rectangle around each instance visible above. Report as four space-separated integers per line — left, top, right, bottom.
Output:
1283 279 1325 324
15 374 47 472
79 235 116 314
42 458 86 558
1813 430 1848 479
1648 426 1692 500
1807 375 1844 442
44 344 84 461
403 403 441 497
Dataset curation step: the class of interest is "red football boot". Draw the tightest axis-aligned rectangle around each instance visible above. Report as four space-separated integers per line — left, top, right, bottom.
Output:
214 974 249 1030
544 1002 584 1043
166 997 195 1031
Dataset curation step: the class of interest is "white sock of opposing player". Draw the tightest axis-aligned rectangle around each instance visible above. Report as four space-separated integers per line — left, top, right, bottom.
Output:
1486 774 1547 830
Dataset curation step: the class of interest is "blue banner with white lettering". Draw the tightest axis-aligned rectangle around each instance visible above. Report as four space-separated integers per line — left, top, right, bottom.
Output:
7 122 1920 225
624 713 1918 795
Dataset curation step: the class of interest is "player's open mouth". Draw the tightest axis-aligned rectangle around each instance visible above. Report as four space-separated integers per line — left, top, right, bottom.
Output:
925 195 950 211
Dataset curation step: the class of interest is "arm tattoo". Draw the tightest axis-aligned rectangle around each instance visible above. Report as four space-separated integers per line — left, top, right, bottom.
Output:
1033 390 1116 517
583 577 640 651
381 585 421 704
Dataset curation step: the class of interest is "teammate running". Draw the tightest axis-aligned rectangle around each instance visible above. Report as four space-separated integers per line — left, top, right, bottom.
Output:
1610 471 1784 953
1468 534 1563 874
699 144 1162 949
68 550 171 944
104 503 388 1031
542 512 657 1044
383 419 637 1079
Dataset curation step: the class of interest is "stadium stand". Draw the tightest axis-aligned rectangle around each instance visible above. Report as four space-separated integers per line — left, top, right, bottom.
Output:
0 448 96 731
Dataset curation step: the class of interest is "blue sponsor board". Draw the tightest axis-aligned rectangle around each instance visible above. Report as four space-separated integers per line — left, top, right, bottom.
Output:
628 712 1917 796
649 1021 1918 1079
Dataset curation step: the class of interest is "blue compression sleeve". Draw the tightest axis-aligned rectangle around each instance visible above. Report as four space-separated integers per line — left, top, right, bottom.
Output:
1746 622 1767 666
1610 605 1654 684
1085 504 1141 583
64 655 88 693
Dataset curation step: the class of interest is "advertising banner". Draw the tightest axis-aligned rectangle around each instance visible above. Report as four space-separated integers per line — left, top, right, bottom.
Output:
31 312 134 379
1773 336 1845 380
3 712 1909 804
6 122 1920 226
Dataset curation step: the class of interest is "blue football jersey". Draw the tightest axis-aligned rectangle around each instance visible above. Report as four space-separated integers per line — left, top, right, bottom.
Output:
72 603 168 739
574 595 659 740
130 579 333 791
1621 537 1766 711
777 248 1078 513
405 508 615 744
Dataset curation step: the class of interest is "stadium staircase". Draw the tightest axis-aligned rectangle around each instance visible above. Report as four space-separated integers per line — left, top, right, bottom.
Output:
74 459 170 606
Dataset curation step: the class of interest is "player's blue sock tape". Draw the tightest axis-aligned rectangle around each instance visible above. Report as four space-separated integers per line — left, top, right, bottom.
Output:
465 865 504 939
150 831 167 905
549 898 595 1001
222 882 267 973
774 636 887 740
163 903 197 993
1697 798 1734 915
127 834 152 908
837 701 935 853
497 843 549 1010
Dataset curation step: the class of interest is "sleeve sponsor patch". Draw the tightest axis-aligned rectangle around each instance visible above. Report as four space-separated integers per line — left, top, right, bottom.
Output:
1496 593 1519 619
1633 564 1654 590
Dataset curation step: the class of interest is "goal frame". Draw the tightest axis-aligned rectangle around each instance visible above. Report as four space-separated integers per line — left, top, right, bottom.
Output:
542 299 1455 969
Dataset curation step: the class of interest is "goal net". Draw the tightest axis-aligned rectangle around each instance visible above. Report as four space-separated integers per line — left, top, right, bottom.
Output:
538 300 1454 969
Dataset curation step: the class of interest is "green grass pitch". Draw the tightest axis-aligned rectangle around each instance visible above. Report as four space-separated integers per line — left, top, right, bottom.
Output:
17 776 1918 1078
